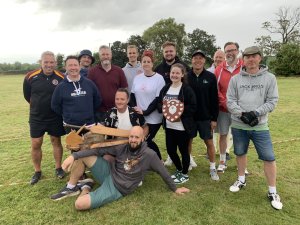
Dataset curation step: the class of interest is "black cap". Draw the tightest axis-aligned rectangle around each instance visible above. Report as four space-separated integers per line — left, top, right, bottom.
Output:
192 50 206 58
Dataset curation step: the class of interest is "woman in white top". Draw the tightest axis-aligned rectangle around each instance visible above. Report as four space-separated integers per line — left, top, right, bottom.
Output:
130 50 165 159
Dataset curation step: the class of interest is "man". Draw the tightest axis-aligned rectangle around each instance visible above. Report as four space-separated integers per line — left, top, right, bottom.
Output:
208 50 232 160
23 51 66 185
227 46 282 210
51 126 190 210
122 45 143 94
187 50 219 181
88 45 128 122
207 49 225 73
51 56 101 131
154 41 196 168
214 42 243 173
155 41 190 84
78 49 95 77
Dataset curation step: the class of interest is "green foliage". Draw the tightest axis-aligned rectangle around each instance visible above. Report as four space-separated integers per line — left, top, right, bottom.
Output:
110 41 127 67
269 43 300 76
142 18 187 62
183 28 218 65
0 62 39 74
0 75 300 224
255 35 281 56
127 35 149 59
56 53 65 71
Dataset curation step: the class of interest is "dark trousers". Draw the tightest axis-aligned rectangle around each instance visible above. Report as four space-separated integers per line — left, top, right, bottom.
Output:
146 123 162 159
165 128 190 174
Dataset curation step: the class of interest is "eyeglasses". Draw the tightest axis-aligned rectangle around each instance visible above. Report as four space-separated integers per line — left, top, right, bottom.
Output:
225 49 237 54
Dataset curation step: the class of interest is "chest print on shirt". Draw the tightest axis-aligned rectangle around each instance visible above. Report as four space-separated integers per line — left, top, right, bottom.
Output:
123 157 141 171
203 79 209 84
52 79 59 85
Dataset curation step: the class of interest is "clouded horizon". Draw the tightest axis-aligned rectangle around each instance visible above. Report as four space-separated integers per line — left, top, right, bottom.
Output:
1 0 299 63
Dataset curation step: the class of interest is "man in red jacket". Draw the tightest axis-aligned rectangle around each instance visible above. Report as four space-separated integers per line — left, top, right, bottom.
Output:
214 42 243 173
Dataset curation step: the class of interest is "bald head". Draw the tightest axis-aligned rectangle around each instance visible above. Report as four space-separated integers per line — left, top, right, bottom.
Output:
128 126 144 151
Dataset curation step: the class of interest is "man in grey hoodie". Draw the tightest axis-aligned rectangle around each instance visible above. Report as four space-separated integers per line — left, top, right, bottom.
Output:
122 45 143 94
227 46 282 210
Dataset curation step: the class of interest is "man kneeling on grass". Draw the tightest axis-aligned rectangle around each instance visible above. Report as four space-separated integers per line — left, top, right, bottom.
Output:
51 126 189 210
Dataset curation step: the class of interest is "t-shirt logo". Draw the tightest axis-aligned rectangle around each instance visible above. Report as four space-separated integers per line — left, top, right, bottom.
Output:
124 157 140 171
203 79 208 84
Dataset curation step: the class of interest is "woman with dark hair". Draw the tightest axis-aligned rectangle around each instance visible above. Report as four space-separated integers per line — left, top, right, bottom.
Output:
130 50 165 159
157 63 197 184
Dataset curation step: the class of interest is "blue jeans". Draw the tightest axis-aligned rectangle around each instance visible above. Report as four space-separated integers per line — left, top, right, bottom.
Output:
231 128 275 161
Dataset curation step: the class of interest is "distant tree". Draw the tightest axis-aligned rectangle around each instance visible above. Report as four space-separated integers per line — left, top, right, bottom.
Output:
127 35 149 58
262 6 300 44
183 28 218 65
110 41 127 67
255 35 281 56
142 18 187 62
56 53 64 71
93 52 99 65
269 43 300 76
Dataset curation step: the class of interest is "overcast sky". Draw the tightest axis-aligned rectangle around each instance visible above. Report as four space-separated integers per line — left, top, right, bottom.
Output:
0 0 298 63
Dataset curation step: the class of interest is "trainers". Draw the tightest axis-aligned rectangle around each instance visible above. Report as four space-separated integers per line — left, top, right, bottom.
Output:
190 155 197 167
226 153 231 160
268 192 283 210
210 169 219 181
174 173 189 184
171 170 182 179
30 171 42 185
50 185 80 201
229 180 246 192
55 168 65 179
77 178 94 191
138 181 143 187
188 165 193 171
164 156 173 166
217 163 227 173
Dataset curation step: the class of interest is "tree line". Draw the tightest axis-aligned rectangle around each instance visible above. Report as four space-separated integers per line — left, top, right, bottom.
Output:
1 6 299 76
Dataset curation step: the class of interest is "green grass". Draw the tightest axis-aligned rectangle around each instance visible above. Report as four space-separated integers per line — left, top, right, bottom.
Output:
0 75 300 225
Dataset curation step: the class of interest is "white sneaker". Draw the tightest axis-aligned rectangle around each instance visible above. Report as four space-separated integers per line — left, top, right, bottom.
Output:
210 169 219 181
164 155 173 166
190 155 197 167
217 164 227 173
138 181 143 187
229 180 246 192
188 165 193 171
268 193 283 210
245 168 249 176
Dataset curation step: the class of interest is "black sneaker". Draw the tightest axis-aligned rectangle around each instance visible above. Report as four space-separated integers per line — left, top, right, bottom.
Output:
50 185 80 201
30 171 42 185
77 178 95 191
55 168 65 179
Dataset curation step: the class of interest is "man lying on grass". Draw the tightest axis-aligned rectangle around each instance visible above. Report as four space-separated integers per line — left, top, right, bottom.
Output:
51 126 189 210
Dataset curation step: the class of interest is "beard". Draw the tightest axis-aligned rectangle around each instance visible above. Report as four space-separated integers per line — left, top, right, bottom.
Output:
101 59 111 66
129 141 142 152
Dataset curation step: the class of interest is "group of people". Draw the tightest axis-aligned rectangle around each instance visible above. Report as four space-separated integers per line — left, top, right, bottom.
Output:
22 40 282 211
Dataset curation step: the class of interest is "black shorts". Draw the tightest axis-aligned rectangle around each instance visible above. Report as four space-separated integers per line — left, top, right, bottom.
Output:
193 120 213 140
30 121 66 138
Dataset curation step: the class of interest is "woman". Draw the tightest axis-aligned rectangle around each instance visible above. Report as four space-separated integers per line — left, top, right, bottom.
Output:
157 63 197 184
130 50 165 159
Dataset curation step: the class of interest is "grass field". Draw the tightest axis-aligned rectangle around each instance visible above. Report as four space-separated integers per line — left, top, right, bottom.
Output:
0 75 299 225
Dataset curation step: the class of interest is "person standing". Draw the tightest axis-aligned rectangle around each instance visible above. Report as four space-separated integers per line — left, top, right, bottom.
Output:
227 46 282 210
122 45 143 94
154 41 196 168
214 42 243 173
158 63 196 184
187 50 219 181
88 45 128 122
23 51 66 185
78 49 95 77
131 50 165 160
51 56 101 131
207 49 225 73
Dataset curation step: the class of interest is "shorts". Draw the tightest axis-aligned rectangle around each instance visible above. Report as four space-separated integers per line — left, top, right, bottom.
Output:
89 157 123 209
29 121 65 138
231 128 275 161
215 111 231 135
193 120 213 140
